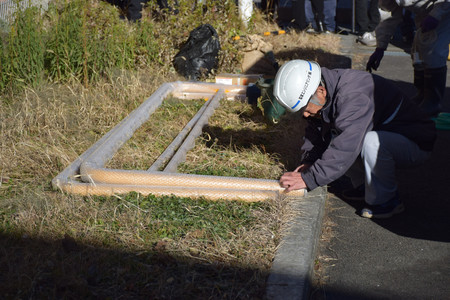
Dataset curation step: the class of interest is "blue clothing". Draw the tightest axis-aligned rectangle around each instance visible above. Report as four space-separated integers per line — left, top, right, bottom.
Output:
376 0 450 69
305 0 336 31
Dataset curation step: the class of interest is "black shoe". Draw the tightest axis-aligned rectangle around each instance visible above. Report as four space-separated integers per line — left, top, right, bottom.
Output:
341 185 365 201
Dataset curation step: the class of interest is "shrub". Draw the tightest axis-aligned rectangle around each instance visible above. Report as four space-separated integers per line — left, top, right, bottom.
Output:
1 4 44 90
0 0 243 94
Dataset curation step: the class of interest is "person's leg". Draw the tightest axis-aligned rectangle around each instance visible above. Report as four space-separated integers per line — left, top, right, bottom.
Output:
310 0 326 31
417 13 450 116
421 66 447 116
304 0 315 28
342 157 365 201
366 0 380 32
412 66 425 104
292 0 307 30
400 9 415 44
355 0 369 34
355 0 376 45
345 157 365 189
126 0 144 21
323 0 336 32
411 16 425 103
361 131 431 206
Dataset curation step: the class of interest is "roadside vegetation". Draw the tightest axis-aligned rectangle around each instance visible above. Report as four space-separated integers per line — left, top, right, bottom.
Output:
0 0 341 298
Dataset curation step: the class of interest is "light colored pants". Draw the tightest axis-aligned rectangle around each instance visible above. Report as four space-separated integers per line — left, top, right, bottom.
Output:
345 131 431 205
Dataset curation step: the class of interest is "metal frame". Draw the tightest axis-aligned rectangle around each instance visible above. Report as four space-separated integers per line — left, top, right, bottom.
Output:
52 81 305 202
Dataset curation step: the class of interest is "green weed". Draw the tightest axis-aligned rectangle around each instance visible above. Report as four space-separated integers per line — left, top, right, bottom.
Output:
119 192 268 240
0 0 243 93
3 4 44 90
0 1 343 296
45 0 85 83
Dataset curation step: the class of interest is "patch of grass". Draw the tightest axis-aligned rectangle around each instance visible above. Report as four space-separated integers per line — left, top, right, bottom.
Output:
179 99 308 178
0 189 284 298
116 192 270 240
3 4 44 90
107 97 205 170
0 2 344 297
0 0 244 93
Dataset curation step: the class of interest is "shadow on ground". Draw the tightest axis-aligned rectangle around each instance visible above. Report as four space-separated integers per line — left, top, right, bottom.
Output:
0 233 267 299
330 131 450 243
274 48 352 69
326 76 450 243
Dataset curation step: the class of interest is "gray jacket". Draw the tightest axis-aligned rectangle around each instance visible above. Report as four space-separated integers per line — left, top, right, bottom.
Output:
300 67 436 190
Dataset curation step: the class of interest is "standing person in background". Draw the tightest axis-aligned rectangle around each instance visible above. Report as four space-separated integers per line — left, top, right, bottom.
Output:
400 9 415 45
355 0 380 46
260 0 278 18
307 0 328 33
322 0 336 33
105 0 178 22
291 0 308 31
125 0 146 21
366 0 450 117
305 0 336 33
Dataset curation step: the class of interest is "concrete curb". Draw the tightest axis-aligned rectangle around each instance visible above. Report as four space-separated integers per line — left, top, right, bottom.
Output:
266 187 327 299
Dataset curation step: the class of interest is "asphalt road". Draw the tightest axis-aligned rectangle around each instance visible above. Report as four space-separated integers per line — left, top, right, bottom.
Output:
310 33 450 300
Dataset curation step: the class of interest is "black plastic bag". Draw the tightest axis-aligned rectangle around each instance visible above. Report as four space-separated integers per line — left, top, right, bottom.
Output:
173 24 220 81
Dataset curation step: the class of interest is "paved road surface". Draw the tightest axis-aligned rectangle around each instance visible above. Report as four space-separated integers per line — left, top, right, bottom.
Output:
310 34 450 300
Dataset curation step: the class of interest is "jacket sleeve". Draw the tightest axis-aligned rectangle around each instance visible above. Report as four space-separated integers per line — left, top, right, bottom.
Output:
301 118 329 165
301 93 374 190
375 5 404 49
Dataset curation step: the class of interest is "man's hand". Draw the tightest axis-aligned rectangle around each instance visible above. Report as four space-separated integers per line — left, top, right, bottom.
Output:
420 15 439 33
366 47 385 73
279 164 310 192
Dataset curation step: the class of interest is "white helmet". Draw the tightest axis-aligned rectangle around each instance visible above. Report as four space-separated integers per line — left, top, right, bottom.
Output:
273 60 322 112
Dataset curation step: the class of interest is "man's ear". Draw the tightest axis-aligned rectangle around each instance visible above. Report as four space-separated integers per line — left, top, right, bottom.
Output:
318 85 327 97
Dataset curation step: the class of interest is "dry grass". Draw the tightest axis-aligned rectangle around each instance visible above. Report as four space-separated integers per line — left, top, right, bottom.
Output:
0 69 289 298
106 96 205 170
0 10 344 298
179 99 307 178
178 99 284 178
266 28 344 69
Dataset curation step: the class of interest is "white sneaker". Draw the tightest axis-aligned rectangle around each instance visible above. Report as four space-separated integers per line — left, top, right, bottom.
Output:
357 31 376 47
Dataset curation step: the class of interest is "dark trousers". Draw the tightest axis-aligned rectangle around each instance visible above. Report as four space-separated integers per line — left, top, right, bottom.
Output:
305 0 336 32
103 0 174 21
127 0 147 21
355 0 380 34
261 0 278 14
292 0 307 30
310 0 325 28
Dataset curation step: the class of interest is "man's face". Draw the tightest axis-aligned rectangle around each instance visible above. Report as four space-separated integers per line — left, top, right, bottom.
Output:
302 86 327 118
